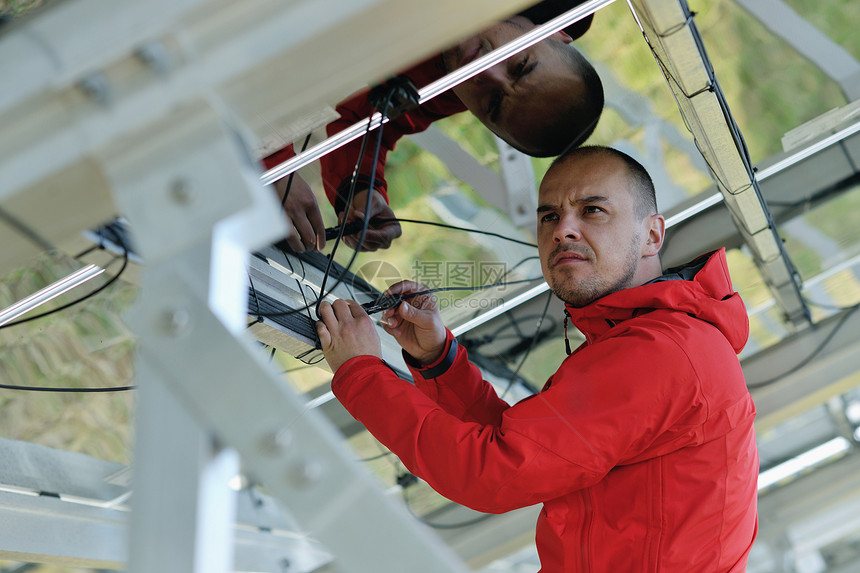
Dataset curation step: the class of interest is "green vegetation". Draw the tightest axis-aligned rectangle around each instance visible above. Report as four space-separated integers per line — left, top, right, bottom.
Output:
0 0 44 16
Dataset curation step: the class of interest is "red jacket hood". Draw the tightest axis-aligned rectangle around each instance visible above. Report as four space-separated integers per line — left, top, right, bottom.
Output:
566 249 749 354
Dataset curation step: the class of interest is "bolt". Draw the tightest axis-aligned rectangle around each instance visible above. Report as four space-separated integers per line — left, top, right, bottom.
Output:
285 458 323 489
136 40 171 76
169 179 194 205
157 307 191 336
258 427 293 456
80 72 111 105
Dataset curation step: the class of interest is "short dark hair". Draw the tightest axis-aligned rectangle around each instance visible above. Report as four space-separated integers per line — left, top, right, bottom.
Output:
551 146 658 218
509 42 604 157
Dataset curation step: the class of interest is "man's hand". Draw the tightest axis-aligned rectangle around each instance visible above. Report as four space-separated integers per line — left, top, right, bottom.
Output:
380 281 446 365
340 188 402 251
316 299 382 372
274 173 326 252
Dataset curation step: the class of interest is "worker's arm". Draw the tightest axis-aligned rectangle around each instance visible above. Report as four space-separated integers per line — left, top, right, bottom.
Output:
328 326 713 514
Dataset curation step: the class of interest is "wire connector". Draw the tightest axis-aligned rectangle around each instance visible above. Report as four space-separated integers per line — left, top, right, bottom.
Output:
361 294 403 315
368 75 420 120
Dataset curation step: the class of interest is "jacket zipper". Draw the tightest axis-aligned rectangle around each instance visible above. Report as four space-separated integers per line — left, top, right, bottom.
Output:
582 488 594 572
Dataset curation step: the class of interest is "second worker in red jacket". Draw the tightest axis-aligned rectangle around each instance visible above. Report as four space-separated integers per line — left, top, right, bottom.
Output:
264 1 603 252
316 145 759 572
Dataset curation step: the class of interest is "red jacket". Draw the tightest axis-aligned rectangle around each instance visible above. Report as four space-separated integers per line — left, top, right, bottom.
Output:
332 249 759 572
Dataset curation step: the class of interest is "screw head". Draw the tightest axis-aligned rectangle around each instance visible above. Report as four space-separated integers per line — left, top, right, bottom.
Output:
258 427 293 456
286 458 323 489
169 179 194 205
157 307 191 336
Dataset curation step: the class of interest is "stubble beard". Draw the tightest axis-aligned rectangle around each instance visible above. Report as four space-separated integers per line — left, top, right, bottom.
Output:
547 235 642 308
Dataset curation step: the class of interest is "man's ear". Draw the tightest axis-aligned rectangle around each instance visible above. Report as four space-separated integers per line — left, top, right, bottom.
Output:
643 214 665 257
552 30 573 44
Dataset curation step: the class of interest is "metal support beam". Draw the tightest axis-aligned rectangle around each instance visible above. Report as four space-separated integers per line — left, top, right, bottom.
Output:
734 0 860 101
629 0 810 326
744 307 860 432
661 122 860 269
0 0 538 275
103 88 468 571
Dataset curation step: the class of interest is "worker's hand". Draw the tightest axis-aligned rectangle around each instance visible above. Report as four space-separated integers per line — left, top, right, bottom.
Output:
340 188 402 251
274 173 326 252
380 281 446 365
316 299 382 373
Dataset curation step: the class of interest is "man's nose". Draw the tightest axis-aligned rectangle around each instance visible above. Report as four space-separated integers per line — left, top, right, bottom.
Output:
554 213 582 242
475 63 508 87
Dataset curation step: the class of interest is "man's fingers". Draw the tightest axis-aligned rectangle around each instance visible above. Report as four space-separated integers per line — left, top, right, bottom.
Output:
385 280 423 296
307 207 326 250
285 228 306 253
315 321 332 349
290 215 317 251
317 300 335 324
345 299 368 319
330 298 354 320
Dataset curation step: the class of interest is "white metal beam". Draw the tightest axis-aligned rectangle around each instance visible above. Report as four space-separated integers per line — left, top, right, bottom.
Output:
744 307 860 432
733 0 860 101
0 0 535 275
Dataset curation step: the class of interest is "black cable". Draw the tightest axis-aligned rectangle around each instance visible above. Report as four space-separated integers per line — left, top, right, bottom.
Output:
371 217 537 248
501 289 554 399
0 205 55 252
804 298 860 312
398 276 544 303
747 302 860 389
0 383 135 392
401 483 492 530
280 133 313 208
315 89 394 316
0 226 129 330
357 451 392 462
248 273 263 322
255 104 379 323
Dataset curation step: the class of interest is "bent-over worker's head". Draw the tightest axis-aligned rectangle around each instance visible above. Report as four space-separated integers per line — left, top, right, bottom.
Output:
536 146 666 307
441 16 604 157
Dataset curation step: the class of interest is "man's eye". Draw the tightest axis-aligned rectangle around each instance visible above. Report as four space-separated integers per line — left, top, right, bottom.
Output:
540 212 558 223
514 56 528 76
487 92 503 121
583 206 603 215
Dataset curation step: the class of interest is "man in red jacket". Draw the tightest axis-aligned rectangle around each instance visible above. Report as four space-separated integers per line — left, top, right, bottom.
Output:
315 146 759 571
265 1 603 252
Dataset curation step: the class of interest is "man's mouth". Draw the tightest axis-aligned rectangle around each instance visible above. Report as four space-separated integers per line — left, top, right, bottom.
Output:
552 250 589 267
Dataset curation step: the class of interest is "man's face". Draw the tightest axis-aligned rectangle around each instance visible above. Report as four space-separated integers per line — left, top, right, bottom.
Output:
537 154 651 307
441 17 583 153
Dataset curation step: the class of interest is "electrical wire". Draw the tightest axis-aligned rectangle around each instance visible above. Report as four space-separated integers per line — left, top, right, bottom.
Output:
371 217 537 248
314 89 394 316
253 102 379 322
397 276 543 303
747 302 860 389
0 226 137 392
0 226 130 330
401 481 492 530
280 133 313 208
357 450 392 462
500 289 554 399
0 382 135 392
0 205 55 252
